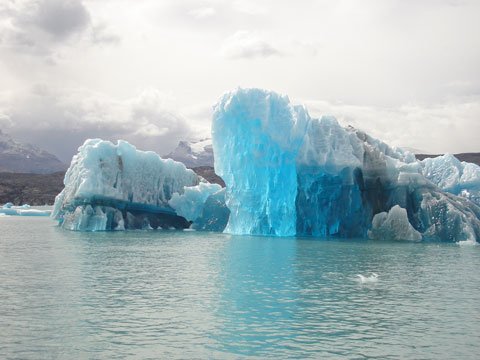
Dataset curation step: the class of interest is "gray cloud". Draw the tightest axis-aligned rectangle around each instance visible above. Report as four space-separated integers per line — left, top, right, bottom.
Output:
0 86 194 162
24 0 91 39
0 0 118 56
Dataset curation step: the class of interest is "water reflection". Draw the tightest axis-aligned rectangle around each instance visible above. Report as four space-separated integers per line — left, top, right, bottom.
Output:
212 236 299 356
1 218 479 359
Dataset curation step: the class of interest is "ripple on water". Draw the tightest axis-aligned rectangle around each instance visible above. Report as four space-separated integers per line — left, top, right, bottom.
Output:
0 217 479 359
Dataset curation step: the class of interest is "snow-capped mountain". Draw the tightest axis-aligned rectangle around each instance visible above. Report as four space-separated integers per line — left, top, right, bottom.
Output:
0 130 66 174
165 138 214 168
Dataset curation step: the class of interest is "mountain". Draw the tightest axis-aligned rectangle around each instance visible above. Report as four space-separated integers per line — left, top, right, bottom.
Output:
0 130 66 174
165 138 214 168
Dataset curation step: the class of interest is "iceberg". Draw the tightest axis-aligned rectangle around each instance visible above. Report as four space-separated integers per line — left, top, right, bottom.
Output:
53 139 202 231
1 203 52 216
212 88 480 242
52 88 480 242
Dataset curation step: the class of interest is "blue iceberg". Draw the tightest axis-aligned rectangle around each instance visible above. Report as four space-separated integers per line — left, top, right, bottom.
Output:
212 88 480 242
53 88 480 242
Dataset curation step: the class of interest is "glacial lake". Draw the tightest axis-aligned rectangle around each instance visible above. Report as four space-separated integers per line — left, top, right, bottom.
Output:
1 216 479 359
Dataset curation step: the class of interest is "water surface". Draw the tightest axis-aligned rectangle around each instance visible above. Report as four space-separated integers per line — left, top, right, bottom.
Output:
1 217 479 359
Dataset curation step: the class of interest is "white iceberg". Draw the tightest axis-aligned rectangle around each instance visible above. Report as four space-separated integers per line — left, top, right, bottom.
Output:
53 139 201 231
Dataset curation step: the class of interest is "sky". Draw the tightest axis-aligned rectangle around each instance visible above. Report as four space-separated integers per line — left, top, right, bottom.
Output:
0 0 479 162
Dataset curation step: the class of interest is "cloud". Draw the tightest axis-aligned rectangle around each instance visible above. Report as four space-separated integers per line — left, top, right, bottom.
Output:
303 97 480 154
221 30 282 59
189 7 216 19
0 86 195 162
90 23 121 45
25 0 90 39
0 0 118 56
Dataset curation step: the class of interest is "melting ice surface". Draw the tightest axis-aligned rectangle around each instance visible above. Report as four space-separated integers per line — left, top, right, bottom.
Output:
53 89 480 242
212 88 480 242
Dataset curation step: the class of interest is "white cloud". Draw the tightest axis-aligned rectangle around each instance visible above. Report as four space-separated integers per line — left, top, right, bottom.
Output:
90 23 120 45
221 30 282 59
189 7 216 19
303 97 480 154
231 1 267 15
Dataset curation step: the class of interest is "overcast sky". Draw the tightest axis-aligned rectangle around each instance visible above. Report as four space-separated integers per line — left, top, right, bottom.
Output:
0 0 479 162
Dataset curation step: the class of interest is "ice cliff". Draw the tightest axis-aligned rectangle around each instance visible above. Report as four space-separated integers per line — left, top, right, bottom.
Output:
212 88 480 242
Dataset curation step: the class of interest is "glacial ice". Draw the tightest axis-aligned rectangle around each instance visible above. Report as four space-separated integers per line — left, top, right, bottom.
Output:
212 88 480 242
53 139 201 231
421 154 480 206
169 182 230 231
52 88 480 242
368 205 422 241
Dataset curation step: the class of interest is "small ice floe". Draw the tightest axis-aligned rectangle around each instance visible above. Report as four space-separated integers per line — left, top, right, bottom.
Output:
356 273 379 284
457 239 477 246
1 203 51 216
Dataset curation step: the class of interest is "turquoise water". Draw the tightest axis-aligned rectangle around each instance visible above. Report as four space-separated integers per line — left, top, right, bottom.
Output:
1 217 479 359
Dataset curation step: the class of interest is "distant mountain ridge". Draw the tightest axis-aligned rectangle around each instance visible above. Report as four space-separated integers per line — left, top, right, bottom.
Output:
0 130 66 174
165 138 214 168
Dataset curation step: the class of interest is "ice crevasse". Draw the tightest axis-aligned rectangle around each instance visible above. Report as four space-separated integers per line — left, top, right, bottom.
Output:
212 88 480 242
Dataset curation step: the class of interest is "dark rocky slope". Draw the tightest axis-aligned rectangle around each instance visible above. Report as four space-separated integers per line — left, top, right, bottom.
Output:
0 166 225 206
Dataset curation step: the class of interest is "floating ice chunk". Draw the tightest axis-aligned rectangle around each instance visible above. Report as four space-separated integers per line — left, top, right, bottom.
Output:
0 203 51 216
457 239 477 246
356 273 379 284
17 209 52 216
368 205 422 241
